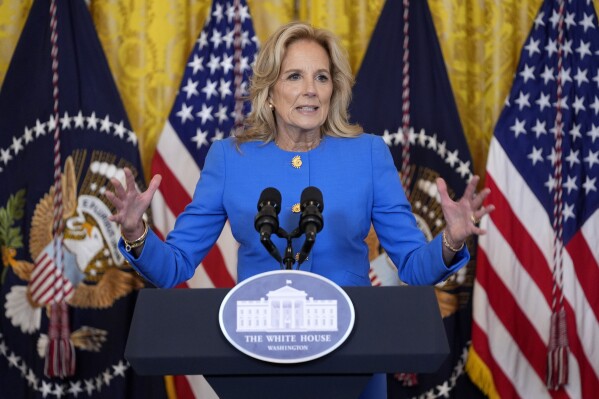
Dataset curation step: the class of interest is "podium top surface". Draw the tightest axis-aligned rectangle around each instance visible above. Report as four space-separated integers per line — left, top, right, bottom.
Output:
125 285 449 376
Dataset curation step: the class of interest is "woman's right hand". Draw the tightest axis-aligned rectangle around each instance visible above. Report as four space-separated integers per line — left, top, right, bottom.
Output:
106 167 162 241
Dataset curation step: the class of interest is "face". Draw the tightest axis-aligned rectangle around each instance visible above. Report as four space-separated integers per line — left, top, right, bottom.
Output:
269 40 333 139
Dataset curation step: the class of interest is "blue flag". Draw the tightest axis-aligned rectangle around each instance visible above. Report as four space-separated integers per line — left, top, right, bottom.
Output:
0 0 166 397
350 0 484 397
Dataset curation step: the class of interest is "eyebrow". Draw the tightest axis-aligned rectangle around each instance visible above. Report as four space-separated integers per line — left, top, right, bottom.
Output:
281 68 331 75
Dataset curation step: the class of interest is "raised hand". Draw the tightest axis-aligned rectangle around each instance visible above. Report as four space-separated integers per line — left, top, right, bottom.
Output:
436 175 494 249
106 168 162 241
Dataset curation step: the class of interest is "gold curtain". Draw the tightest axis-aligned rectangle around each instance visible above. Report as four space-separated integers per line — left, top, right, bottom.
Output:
297 0 386 73
428 0 544 178
2 0 599 179
88 0 211 178
0 0 33 81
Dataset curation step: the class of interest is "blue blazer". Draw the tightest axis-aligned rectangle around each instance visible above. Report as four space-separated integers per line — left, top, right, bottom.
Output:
120 133 468 288
119 133 469 399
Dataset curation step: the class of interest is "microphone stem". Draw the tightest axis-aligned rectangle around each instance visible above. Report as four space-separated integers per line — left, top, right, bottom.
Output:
283 236 295 270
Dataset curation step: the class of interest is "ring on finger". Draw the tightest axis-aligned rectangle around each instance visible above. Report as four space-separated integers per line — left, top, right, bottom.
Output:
470 214 480 225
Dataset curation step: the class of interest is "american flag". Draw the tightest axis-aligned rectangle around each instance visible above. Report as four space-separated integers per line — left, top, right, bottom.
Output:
149 0 258 397
468 0 599 397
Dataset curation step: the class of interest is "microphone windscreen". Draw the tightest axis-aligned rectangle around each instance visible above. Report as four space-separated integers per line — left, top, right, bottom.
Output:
258 187 282 213
300 186 324 211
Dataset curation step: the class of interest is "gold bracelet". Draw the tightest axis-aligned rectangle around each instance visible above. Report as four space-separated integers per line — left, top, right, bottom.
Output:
122 220 149 252
442 230 464 252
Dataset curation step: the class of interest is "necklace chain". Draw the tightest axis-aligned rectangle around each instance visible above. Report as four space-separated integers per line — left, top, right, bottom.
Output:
274 136 322 152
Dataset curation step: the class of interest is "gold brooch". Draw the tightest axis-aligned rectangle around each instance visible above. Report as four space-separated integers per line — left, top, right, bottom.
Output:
291 155 302 168
291 203 301 213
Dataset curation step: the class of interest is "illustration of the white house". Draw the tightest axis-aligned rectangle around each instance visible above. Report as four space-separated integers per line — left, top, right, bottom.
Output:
236 281 338 332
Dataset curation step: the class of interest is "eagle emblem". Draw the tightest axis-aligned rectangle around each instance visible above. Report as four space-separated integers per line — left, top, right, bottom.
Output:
2 151 145 353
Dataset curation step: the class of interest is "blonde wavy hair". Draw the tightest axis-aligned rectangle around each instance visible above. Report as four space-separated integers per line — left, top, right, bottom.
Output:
237 22 362 144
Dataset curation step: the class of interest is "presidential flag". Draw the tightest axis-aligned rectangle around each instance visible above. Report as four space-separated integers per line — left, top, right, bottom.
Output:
350 0 484 397
467 0 599 397
149 0 258 397
0 0 166 397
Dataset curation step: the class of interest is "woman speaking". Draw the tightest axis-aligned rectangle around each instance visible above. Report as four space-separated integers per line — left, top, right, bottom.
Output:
106 22 493 398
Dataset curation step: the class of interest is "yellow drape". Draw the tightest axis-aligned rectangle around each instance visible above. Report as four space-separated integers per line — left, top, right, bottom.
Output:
3 0 599 179
1 1 598 179
0 0 382 179
428 0 544 178
88 0 212 175
0 1 33 81
297 0 386 73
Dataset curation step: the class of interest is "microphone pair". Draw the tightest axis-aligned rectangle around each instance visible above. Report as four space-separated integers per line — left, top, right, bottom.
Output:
254 187 324 268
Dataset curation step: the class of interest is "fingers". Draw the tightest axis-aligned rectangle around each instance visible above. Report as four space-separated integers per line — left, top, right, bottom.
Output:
106 169 159 228
467 176 492 223
436 177 450 204
105 180 126 224
137 174 161 211
463 175 480 200
439 176 484 207
478 204 495 220
109 175 126 200
473 204 494 218
146 174 162 197
471 204 495 231
471 187 491 209
105 189 127 226
123 167 138 194
105 190 122 209
472 225 487 236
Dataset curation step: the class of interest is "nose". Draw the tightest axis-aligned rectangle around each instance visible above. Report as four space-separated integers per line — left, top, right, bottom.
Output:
303 79 316 97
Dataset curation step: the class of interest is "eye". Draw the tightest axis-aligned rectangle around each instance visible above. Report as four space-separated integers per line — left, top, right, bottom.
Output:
286 73 301 81
316 74 330 82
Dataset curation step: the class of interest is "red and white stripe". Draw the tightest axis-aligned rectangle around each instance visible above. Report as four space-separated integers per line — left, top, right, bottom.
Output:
29 251 74 305
151 124 237 399
368 267 382 287
150 120 238 288
470 138 599 398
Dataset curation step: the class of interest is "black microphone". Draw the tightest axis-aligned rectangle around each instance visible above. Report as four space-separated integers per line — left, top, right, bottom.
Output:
254 188 283 263
297 186 324 265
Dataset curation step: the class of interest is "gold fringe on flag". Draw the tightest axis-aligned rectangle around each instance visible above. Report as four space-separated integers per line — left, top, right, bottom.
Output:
465 346 500 399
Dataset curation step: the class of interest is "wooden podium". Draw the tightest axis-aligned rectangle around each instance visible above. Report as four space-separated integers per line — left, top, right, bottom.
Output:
125 286 449 398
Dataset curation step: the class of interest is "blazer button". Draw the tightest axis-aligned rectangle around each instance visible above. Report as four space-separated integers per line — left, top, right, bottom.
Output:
291 155 302 168
291 203 301 213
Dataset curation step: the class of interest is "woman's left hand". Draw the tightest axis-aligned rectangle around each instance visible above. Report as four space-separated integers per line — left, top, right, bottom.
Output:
436 175 494 248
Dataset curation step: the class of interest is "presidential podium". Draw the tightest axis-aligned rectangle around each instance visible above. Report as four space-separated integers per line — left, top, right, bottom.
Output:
125 286 449 399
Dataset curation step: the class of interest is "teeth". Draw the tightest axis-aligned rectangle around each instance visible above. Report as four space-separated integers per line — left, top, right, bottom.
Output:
298 107 316 111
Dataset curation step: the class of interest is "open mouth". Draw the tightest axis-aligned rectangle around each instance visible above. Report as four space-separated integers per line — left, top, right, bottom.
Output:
296 106 318 112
